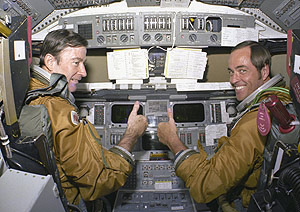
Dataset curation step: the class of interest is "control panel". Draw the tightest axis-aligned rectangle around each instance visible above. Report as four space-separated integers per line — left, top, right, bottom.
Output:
259 0 300 31
75 88 237 211
139 12 174 46
199 0 264 8
175 12 254 46
77 97 237 157
1 0 297 38
59 12 255 48
122 160 182 190
74 13 139 48
113 189 196 211
0 0 54 28
48 0 102 9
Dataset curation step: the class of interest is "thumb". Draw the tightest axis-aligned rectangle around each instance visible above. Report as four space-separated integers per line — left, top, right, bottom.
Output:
129 101 140 117
167 108 174 122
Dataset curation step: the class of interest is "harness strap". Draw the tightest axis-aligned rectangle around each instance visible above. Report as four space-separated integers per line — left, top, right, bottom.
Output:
27 66 77 109
26 74 67 104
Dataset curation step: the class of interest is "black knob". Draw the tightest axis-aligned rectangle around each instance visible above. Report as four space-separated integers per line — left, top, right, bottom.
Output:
97 35 105 44
210 34 218 42
155 33 163 41
143 33 151 42
189 34 197 42
120 34 128 42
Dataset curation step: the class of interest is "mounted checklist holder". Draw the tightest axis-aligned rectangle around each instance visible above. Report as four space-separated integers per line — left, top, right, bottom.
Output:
107 49 149 81
221 27 258 47
163 48 233 92
164 48 207 81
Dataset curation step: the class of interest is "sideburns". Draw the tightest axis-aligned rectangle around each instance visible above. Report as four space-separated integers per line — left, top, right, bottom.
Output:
55 55 61 65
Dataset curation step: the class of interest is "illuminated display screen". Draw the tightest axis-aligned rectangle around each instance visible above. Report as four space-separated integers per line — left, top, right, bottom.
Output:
111 104 143 123
173 103 205 123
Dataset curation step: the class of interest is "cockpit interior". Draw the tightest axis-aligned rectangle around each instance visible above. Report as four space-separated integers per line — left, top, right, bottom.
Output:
0 0 299 211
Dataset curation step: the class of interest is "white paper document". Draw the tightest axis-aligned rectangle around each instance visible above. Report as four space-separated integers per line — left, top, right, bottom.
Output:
294 55 300 74
176 82 233 91
164 48 207 79
107 49 149 80
221 27 258 47
14 40 26 61
160 0 190 8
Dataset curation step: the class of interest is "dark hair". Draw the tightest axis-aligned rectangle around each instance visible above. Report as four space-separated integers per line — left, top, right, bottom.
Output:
232 40 271 74
39 29 88 66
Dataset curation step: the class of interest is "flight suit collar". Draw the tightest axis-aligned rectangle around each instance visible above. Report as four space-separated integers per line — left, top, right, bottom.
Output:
30 65 76 107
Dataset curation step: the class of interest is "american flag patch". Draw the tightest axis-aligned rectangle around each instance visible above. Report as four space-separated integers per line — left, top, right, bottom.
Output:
71 111 79 125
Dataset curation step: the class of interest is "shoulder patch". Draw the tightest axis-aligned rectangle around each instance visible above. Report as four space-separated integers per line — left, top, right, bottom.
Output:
71 111 79 125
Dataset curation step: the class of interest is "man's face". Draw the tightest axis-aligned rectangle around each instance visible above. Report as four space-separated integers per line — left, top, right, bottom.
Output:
228 47 267 101
52 46 87 92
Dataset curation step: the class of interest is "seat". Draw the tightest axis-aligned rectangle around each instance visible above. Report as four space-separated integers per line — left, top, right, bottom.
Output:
248 29 300 212
0 15 81 211
1 103 82 212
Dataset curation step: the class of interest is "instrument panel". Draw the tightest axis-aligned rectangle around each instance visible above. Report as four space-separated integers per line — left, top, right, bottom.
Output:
75 89 237 211
0 0 295 42
59 12 255 48
78 98 237 157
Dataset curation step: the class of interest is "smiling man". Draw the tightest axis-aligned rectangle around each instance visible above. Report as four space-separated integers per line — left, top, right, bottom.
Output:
27 29 148 211
228 41 271 101
38 29 88 93
157 41 291 211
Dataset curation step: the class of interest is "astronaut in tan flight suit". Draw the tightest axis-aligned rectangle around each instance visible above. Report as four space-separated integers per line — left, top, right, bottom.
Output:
28 29 148 208
157 41 291 211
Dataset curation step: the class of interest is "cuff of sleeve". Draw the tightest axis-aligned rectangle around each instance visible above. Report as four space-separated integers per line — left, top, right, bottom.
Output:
174 149 197 170
109 146 135 167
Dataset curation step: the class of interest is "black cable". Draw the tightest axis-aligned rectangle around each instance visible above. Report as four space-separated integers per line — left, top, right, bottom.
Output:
6 158 23 170
278 166 300 212
10 147 45 168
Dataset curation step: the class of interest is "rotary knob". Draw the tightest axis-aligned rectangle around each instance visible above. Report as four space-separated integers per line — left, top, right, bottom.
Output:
189 34 197 42
143 33 151 42
97 35 105 44
154 33 163 42
210 34 218 42
120 34 128 42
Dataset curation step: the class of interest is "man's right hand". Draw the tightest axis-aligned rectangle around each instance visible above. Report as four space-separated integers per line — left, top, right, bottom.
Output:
118 101 148 152
157 108 178 146
157 108 187 154
126 101 148 140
